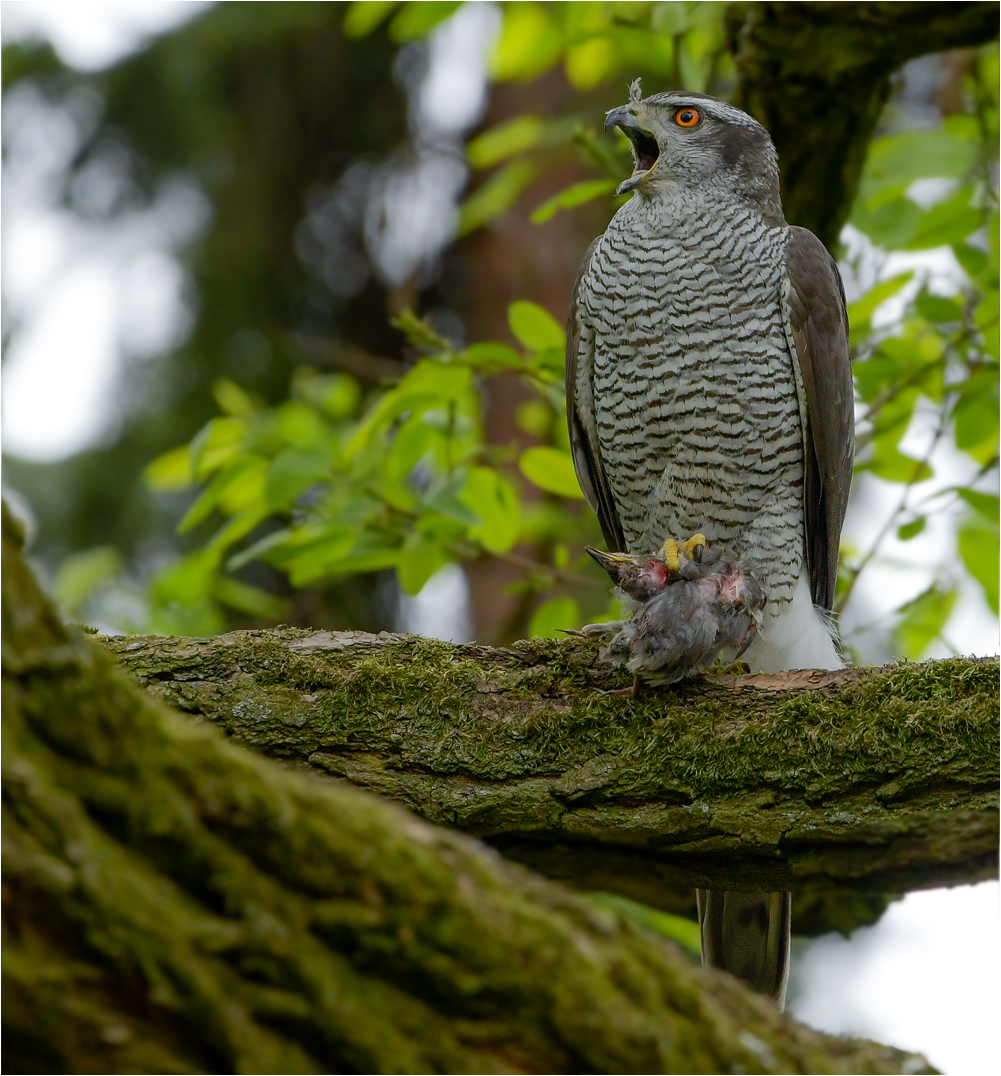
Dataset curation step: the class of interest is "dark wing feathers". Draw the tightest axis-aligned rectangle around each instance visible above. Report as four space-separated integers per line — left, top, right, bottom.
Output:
785 227 855 611
566 237 626 552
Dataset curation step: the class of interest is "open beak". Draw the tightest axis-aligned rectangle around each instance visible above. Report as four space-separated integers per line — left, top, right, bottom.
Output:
604 106 660 194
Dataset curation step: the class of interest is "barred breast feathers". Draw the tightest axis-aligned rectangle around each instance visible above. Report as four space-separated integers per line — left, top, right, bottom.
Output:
580 188 806 607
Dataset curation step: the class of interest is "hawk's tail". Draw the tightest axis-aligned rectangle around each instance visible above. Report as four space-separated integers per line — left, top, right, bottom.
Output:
696 889 791 1008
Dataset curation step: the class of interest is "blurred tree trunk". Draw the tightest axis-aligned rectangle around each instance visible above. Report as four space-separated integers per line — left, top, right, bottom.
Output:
2 506 940 1076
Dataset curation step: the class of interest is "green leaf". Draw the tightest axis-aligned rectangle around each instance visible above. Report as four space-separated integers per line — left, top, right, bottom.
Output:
189 418 248 479
459 467 521 554
206 509 270 558
915 292 963 324
144 446 193 491
415 512 467 543
515 399 552 438
976 289 1000 359
213 577 290 621
226 527 294 572
953 370 1000 456
529 597 579 638
651 2 688 36
508 301 564 351
343 363 469 463
952 240 990 280
458 160 536 236
424 492 482 531
587 892 701 956
467 115 545 169
213 378 257 417
531 178 617 224
520 446 585 499
272 400 329 449
897 517 926 541
388 0 461 41
527 346 565 381
397 533 451 596
282 530 359 586
861 129 979 195
399 360 473 400
850 193 924 250
490 1 563 82
463 342 523 371
293 369 361 420
53 546 123 618
343 1 399 37
846 274 912 341
958 523 1000 614
956 490 1000 525
178 456 268 534
345 388 424 460
894 586 957 658
148 598 224 639
388 413 436 479
565 36 619 90
907 187 981 250
860 438 932 484
264 447 332 510
152 550 218 608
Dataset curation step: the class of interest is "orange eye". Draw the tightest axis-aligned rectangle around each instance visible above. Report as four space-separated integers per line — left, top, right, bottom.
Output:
675 108 700 127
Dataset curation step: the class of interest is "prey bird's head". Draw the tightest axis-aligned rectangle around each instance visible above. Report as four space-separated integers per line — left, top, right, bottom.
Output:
604 79 783 219
586 546 671 602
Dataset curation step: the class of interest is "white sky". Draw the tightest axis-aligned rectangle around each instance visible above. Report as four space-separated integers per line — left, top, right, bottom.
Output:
1 7 998 1072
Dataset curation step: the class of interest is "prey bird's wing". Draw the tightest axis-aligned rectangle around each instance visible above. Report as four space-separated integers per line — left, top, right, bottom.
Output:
785 227 855 611
566 237 627 552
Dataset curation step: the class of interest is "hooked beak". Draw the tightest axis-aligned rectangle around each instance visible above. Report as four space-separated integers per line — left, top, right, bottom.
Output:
604 106 660 195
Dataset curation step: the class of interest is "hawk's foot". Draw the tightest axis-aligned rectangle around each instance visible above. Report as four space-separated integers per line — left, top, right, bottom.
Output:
658 538 681 572
657 532 708 570
680 532 707 564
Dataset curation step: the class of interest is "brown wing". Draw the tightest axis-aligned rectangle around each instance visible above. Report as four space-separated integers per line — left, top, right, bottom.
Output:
565 236 626 552
785 227 855 611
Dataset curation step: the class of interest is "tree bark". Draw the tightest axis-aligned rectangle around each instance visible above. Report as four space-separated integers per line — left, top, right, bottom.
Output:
728 1 1000 248
3 521 941 1075
99 626 999 938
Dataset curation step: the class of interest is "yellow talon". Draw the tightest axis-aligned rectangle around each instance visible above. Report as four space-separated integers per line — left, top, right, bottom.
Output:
658 538 681 572
681 532 707 564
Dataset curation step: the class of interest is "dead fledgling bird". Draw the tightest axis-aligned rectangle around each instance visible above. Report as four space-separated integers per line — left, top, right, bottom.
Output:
590 545 766 692
585 532 706 604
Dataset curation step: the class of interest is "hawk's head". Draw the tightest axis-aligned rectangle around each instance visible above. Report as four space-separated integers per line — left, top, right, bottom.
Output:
604 84 783 220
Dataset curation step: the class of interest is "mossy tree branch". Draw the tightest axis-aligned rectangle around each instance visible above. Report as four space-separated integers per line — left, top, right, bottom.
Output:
100 627 999 937
2 518 941 1074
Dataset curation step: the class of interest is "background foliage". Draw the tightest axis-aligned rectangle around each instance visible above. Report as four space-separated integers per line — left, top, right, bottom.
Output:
4 1 998 659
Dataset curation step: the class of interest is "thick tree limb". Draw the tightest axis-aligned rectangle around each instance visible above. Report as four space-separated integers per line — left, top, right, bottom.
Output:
3 518 939 1074
728 1 1000 247
102 627 998 936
